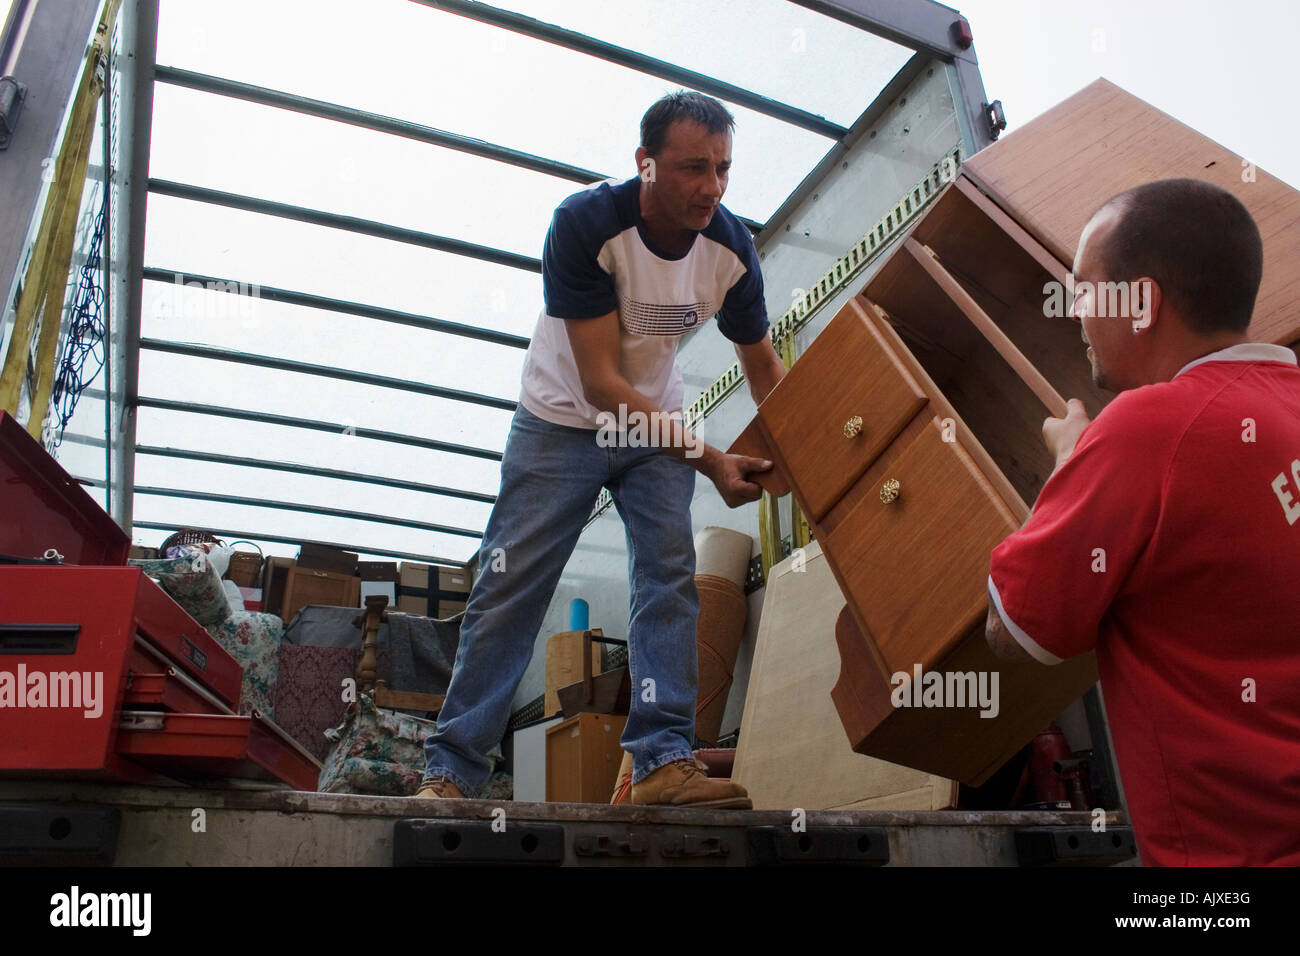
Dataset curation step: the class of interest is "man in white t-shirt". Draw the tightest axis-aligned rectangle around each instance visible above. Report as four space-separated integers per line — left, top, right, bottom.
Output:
418 91 786 806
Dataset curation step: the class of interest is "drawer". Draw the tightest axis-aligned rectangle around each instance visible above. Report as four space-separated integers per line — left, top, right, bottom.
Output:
757 298 927 520
115 710 322 791
822 414 1019 675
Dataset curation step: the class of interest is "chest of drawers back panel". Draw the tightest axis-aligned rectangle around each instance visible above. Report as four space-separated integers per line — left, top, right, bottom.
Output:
962 78 1300 349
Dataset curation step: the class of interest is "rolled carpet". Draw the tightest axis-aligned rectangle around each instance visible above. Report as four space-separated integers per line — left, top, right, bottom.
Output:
693 572 747 746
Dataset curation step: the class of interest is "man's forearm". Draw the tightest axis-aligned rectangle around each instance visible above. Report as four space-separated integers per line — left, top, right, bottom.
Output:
585 376 721 474
988 412 1085 658
746 352 786 406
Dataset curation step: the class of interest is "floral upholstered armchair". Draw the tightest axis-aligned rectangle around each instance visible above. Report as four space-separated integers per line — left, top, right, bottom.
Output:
129 546 282 717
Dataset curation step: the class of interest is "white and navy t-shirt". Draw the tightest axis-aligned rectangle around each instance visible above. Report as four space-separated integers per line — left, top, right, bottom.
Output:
518 175 769 429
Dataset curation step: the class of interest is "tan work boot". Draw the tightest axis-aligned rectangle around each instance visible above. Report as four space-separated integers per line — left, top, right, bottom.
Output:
630 757 752 809
412 776 465 799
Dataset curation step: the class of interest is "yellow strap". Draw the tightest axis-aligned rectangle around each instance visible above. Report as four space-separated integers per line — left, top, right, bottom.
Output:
755 326 808 578
0 46 98 415
26 106 101 438
0 0 121 432
757 488 783 583
776 332 811 550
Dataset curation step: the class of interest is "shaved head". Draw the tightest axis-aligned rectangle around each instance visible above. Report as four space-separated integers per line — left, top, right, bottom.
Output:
1088 178 1263 335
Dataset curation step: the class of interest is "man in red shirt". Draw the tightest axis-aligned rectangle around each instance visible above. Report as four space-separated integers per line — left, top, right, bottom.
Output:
985 178 1300 866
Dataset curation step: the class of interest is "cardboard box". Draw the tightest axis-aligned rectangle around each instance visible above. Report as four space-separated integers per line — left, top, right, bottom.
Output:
732 541 957 811
357 561 399 607
297 543 359 575
356 560 399 581
398 562 470 617
360 580 397 605
509 716 563 803
545 713 627 803
128 545 159 560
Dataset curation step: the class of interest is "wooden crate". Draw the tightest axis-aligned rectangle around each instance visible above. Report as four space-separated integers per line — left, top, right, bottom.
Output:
545 713 627 803
260 556 295 617
279 565 360 625
544 629 604 718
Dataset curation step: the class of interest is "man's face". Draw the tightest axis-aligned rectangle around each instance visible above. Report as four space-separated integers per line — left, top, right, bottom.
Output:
639 119 732 231
1070 206 1142 391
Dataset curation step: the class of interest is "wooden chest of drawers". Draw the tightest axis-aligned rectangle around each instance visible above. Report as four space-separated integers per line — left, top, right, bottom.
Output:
734 289 1099 786
730 79 1300 785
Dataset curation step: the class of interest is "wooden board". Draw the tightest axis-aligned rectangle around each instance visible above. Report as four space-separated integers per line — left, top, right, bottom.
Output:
963 78 1300 347
731 540 957 811
280 566 360 625
545 713 627 804
726 416 791 497
544 630 604 719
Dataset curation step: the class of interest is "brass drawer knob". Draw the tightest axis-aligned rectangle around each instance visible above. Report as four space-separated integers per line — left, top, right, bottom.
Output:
879 479 901 504
843 415 863 439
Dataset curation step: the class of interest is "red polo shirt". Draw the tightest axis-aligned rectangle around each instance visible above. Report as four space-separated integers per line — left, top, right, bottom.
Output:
988 343 1300 866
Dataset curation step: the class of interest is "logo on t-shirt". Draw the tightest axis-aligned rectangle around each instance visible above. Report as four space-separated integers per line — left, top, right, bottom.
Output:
620 298 713 336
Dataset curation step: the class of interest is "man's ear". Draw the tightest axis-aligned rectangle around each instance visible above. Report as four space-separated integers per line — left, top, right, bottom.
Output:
1131 277 1161 333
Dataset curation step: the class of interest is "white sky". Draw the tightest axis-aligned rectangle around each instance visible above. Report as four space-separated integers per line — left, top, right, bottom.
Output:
957 0 1298 189
44 0 1300 564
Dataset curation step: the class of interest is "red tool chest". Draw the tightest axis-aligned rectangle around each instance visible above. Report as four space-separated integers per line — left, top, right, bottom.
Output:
0 411 319 790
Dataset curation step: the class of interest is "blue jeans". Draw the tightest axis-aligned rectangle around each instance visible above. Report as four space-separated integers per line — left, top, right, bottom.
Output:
423 404 700 797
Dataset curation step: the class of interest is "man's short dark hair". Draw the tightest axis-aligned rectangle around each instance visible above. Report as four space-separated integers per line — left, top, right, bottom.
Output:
1093 178 1263 335
640 91 735 156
